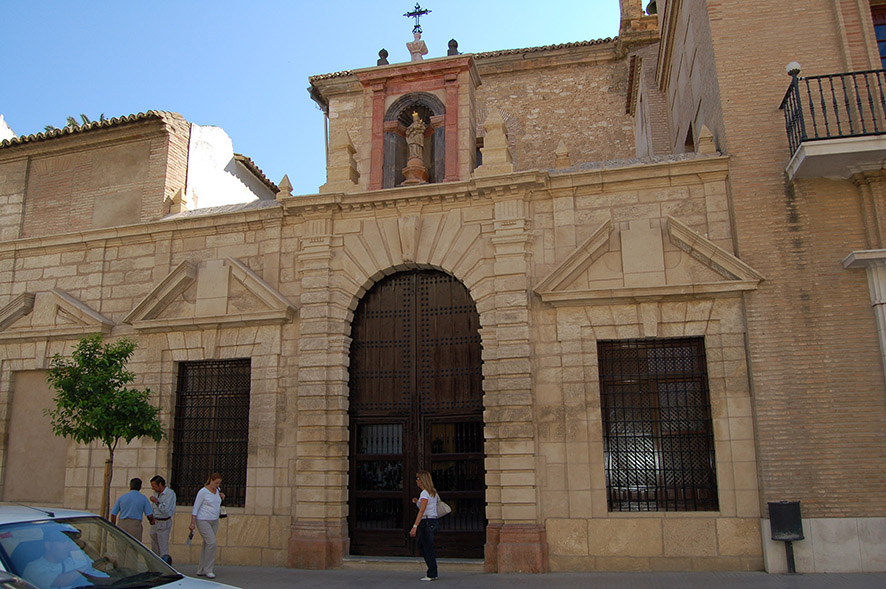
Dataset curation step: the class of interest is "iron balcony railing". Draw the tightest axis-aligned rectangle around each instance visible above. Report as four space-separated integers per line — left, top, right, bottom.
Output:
780 69 886 156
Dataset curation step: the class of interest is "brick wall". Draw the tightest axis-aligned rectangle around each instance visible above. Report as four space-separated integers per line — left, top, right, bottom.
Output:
476 45 637 169
688 0 886 516
0 115 187 240
658 0 727 154
633 44 671 156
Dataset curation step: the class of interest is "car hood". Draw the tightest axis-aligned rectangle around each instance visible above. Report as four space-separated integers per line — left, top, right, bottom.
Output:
165 577 240 589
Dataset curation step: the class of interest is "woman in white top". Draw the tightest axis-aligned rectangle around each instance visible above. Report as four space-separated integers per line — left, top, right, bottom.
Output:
189 472 225 579
409 470 439 581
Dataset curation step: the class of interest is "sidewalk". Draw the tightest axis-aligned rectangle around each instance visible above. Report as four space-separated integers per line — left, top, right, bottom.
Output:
175 563 886 588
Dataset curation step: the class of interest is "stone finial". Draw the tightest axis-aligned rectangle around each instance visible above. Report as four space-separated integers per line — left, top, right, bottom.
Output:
377 49 389 66
164 187 188 214
696 124 718 155
620 0 645 20
319 129 360 193
277 174 293 200
448 39 459 56
407 32 429 62
474 108 515 177
554 140 572 169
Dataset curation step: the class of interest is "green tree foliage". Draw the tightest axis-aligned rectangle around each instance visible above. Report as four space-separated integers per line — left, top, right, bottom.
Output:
46 334 165 518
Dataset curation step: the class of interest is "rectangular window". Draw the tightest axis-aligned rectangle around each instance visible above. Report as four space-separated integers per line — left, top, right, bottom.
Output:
171 359 251 507
873 6 886 69
597 337 718 512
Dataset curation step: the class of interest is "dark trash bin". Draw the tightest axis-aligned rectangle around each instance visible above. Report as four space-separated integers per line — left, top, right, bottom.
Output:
769 500 804 541
768 501 803 573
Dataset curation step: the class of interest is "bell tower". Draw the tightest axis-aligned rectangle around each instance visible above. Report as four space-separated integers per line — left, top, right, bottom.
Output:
618 0 659 54
309 9 480 194
356 54 480 190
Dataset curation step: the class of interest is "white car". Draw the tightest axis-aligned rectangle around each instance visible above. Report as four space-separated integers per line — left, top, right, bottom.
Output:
0 505 239 588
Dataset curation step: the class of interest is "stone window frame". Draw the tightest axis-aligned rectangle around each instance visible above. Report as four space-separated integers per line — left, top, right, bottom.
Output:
596 335 718 512
171 357 251 508
548 297 759 522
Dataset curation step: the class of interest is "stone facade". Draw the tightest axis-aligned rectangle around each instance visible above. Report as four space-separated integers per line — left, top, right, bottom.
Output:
2 0 886 576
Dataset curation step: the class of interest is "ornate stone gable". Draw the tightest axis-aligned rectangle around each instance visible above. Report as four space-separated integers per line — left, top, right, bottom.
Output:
535 216 763 305
0 289 113 342
123 257 295 332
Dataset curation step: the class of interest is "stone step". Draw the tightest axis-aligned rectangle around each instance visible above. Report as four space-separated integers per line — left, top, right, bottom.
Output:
340 555 485 573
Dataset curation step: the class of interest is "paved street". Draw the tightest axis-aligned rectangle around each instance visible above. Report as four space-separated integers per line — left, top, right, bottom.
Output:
175 563 886 588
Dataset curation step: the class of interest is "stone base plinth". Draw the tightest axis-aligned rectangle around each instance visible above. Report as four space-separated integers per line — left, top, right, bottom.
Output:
485 523 548 573
288 521 348 569
401 158 429 185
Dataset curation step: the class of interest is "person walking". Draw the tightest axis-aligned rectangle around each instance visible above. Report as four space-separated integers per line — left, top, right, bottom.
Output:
189 472 225 579
410 470 439 581
110 478 155 542
149 475 176 562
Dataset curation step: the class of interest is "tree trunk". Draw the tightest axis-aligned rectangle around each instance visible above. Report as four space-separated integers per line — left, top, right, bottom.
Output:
101 450 114 519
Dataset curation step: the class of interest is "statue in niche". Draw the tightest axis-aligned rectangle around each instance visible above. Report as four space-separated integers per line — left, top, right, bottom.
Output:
401 111 430 185
405 111 426 161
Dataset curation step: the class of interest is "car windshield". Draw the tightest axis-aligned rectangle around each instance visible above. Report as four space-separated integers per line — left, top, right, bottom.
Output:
0 516 183 589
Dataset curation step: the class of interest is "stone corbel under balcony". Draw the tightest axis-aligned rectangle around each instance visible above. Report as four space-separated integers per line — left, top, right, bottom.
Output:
786 135 886 181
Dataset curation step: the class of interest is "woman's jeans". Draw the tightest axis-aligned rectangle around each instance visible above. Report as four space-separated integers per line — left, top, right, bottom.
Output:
417 518 438 578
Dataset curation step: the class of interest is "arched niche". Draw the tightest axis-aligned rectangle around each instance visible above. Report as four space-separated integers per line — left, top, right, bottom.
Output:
383 93 446 188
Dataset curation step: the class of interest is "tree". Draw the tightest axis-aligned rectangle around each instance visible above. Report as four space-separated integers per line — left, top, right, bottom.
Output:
46 334 166 519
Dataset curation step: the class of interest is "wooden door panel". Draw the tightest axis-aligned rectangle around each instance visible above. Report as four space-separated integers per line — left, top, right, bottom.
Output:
348 270 485 558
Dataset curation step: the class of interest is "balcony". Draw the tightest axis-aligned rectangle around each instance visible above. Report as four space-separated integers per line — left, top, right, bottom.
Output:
780 69 886 180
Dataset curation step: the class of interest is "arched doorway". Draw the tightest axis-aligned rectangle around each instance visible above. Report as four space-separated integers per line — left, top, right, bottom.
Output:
347 269 486 558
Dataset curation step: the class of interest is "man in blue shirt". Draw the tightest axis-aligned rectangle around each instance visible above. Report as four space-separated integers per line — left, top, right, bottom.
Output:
110 478 155 542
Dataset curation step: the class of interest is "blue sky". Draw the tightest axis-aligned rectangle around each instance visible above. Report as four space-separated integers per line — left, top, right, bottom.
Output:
1 1 621 196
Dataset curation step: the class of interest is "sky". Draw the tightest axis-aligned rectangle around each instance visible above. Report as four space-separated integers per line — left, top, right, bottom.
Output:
1 1 622 196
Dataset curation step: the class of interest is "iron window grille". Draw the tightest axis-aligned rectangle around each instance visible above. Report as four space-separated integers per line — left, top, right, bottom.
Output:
171 359 251 507
597 337 718 512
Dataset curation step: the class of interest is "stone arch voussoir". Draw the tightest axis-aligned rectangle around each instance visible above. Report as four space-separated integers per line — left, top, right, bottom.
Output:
338 214 493 332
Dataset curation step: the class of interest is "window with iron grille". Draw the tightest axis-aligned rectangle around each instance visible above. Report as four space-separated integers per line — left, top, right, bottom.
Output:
171 359 250 507
597 337 718 512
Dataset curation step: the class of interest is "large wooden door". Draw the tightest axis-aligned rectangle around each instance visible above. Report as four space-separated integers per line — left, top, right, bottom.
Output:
348 270 486 558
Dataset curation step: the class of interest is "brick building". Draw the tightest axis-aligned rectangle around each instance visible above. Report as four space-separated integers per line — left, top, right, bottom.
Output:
1 0 885 575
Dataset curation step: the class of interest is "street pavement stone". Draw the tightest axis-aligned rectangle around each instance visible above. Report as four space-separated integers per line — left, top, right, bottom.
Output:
175 564 886 588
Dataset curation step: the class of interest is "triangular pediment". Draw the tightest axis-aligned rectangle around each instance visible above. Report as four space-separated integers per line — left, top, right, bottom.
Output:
124 257 296 332
0 289 114 341
534 216 763 306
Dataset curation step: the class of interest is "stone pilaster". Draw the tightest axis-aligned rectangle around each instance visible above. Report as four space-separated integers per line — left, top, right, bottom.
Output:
319 130 359 194
483 190 547 573
843 250 886 386
851 171 886 249
288 215 350 569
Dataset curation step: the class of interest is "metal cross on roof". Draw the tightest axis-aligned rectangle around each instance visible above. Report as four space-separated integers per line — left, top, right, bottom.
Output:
404 3 431 34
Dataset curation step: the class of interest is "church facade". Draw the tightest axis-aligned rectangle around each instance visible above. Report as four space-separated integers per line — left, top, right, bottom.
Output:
2 0 886 574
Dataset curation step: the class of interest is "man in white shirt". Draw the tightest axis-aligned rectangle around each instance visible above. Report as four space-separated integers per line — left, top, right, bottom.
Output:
149 475 176 562
21 529 107 589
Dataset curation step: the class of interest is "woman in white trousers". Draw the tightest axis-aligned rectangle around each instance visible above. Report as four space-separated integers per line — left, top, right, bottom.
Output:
189 472 225 579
